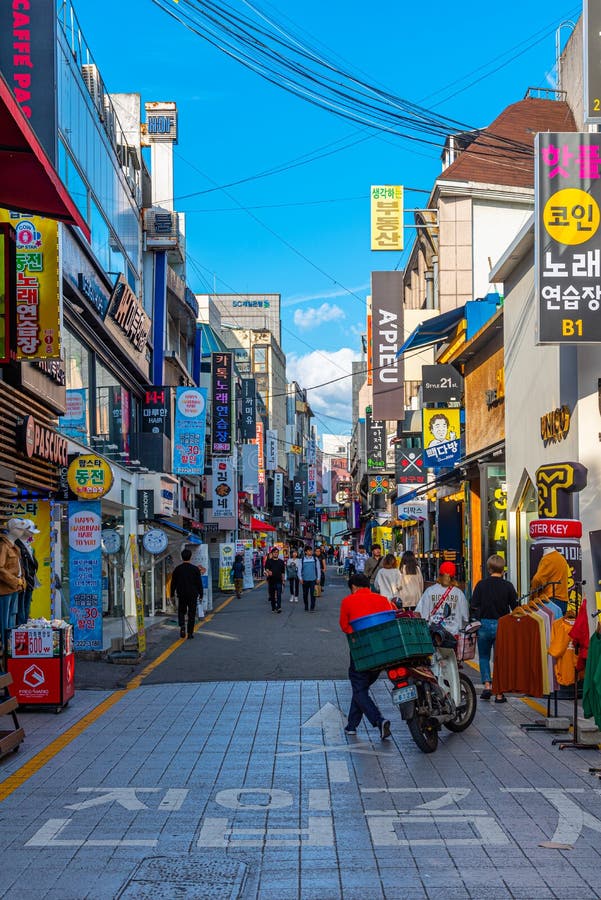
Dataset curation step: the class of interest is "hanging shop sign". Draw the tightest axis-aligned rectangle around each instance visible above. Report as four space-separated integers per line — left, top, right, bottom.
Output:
0 211 60 360
422 407 461 469
67 454 114 500
68 501 103 651
142 528 168 555
0 224 15 364
306 437 316 465
134 489 153 522
536 132 601 344
397 499 428 520
129 534 146 654
394 444 426 486
142 387 171 437
307 465 317 497
530 519 582 539
16 415 68 467
212 352 233 454
212 457 235 518
535 462 587 519
254 420 265 486
273 472 284 508
173 386 207 475
422 364 464 403
265 429 278 470
367 298 373 386
107 275 151 352
101 529 121 555
540 405 571 446
293 476 303 509
241 443 259 496
584 0 601 125
370 185 403 251
240 378 256 440
368 474 392 495
371 271 404 420
365 406 386 470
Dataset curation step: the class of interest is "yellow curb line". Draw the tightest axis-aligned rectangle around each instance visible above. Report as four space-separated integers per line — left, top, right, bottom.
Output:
0 591 238 803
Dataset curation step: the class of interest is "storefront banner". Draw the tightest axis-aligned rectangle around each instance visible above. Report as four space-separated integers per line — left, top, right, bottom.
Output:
219 542 235 591
535 132 601 343
265 429 277 470
397 499 428 520
589 529 601 610
421 364 464 403
60 389 88 440
273 472 284 507
129 535 146 653
10 499 51 618
307 465 317 497
370 185 403 251
236 539 255 590
0 225 14 364
241 444 259 495
68 501 103 651
371 271 404 420
67 454 114 500
306 437 316 465
212 352 233 453
395 444 426 485
241 379 256 440
253 420 265 488
0 212 60 360
212 457 235 518
173 386 207 475
293 476 303 509
422 408 461 469
365 407 386 470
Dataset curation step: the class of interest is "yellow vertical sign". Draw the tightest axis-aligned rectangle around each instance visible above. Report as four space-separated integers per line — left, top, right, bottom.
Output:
129 535 146 653
0 211 60 359
370 185 403 251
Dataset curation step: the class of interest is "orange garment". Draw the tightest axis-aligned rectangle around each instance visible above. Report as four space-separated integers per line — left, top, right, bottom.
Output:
530 611 550 695
339 588 395 634
492 613 544 697
531 550 569 605
548 617 577 686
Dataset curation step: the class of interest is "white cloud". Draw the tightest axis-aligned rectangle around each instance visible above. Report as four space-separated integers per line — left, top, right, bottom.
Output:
282 283 369 307
293 303 345 330
286 347 358 429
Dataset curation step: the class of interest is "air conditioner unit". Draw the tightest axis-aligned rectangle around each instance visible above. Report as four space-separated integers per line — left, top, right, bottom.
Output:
81 64 104 119
143 208 179 249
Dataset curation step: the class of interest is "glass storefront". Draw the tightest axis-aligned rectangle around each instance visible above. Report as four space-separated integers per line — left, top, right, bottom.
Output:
516 478 538 596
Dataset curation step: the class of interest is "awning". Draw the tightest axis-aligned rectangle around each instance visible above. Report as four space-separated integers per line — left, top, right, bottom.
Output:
153 516 201 544
250 516 276 532
396 306 465 357
0 73 90 240
198 322 228 357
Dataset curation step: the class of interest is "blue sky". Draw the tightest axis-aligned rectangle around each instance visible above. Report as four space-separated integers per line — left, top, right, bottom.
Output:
73 0 580 435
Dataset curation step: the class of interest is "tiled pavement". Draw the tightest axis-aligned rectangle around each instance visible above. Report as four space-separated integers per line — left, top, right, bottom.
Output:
0 674 601 899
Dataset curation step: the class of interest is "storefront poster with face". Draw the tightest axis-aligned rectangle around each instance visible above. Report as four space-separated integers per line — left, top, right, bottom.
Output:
10 499 51 618
219 542 235 591
422 408 461 469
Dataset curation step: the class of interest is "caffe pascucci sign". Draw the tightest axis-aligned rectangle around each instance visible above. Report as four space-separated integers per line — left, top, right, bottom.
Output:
540 405 571 446
17 415 68 466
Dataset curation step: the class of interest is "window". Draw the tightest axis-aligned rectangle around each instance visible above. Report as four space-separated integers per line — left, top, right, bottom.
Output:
58 329 91 444
253 345 268 373
95 362 132 461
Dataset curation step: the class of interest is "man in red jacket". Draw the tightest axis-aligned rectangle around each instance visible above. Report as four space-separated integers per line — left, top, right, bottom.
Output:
339 573 394 739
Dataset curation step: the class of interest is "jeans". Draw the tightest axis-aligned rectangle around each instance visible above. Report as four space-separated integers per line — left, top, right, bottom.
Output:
0 591 18 649
347 659 383 729
477 618 499 685
268 580 283 610
178 595 197 637
288 576 299 598
17 587 33 627
302 580 316 610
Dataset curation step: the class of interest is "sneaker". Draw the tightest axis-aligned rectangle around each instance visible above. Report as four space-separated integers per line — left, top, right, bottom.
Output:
294 597 299 602
481 689 492 700
180 627 186 638
277 608 282 613
187 634 194 640
344 726 357 735
379 719 391 740
494 696 507 704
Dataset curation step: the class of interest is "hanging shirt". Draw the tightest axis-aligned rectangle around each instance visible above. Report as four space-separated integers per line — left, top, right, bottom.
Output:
548 617 578 686
531 550 569 605
492 613 544 697
583 632 601 731
569 599 590 671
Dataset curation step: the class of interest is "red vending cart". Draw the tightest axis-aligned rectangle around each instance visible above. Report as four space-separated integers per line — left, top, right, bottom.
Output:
7 624 75 712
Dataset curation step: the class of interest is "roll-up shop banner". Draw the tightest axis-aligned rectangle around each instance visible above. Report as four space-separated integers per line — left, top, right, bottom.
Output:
241 378 256 440
211 352 233 454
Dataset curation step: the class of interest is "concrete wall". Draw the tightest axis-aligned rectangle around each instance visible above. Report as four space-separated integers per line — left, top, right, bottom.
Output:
438 196 473 312
560 18 584 129
472 200 533 299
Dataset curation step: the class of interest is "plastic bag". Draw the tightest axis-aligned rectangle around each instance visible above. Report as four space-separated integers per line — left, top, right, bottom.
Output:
197 600 205 619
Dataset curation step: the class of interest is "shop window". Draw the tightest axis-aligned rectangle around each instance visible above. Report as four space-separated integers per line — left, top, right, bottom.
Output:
516 477 538 596
486 465 507 562
253 345 268 373
59 329 91 444
95 362 131 462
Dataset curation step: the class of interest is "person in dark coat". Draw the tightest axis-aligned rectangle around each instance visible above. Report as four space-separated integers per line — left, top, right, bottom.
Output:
170 548 204 639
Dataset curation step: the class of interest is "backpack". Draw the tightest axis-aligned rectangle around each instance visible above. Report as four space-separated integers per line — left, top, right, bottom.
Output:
286 561 298 578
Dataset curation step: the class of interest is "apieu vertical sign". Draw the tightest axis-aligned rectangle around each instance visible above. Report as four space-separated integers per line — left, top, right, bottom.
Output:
536 132 601 344
371 271 404 420
584 0 601 125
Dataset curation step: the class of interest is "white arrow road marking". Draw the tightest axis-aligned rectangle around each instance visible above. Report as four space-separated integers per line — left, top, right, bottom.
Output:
65 788 160 811
25 818 157 848
302 701 346 744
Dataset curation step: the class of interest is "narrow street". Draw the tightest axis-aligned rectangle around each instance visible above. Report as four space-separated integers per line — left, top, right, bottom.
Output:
0 569 600 899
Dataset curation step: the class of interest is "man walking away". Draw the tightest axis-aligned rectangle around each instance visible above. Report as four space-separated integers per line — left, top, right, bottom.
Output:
231 554 245 599
300 545 320 611
264 547 286 613
364 543 383 588
339 573 394 738
170 548 203 640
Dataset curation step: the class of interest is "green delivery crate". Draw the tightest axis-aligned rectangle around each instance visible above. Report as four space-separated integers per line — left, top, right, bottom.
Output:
347 617 434 671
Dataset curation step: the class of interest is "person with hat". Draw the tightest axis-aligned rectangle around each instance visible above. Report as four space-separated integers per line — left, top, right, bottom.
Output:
15 520 39 626
415 561 468 637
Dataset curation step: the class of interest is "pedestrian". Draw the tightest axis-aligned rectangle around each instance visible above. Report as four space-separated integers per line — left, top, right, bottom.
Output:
415 561 468 637
348 544 368 588
264 546 286 613
286 549 301 602
364 543 384 588
170 547 204 640
327 545 334 565
470 554 518 702
374 553 403 603
339 573 393 739
398 550 424 611
315 547 326 591
300 544 321 611
230 553 245 599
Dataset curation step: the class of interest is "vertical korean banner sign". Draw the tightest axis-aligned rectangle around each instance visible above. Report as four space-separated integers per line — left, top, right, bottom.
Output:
265 429 277 469
68 501 103 651
129 535 146 653
0 212 60 359
219 542 235 591
212 457 235 518
236 540 255 590
173 386 208 474
212 352 233 453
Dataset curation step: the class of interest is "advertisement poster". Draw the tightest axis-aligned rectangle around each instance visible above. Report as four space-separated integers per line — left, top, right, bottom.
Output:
265 429 278 469
173 386 207 475
370 185 403 251
9 499 52 619
422 407 461 469
188 541 211 609
212 457 235 518
129 535 146 653
219 542 235 591
236 539 255 590
59 389 88 440
241 443 259 495
68 501 103 651
212 352 233 453
0 211 60 359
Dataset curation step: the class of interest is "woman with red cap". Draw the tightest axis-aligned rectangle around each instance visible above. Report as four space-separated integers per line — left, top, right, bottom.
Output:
415 561 468 637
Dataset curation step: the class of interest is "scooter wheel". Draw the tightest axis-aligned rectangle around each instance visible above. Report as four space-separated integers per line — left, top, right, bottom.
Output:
407 714 439 753
444 672 477 733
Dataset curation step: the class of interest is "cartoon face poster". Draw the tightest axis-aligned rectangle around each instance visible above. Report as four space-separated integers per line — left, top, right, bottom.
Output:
422 408 461 469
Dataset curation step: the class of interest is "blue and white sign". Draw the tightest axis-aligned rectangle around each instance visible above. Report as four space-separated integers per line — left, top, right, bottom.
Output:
68 501 103 651
59 389 88 439
424 439 461 470
241 444 259 495
173 386 208 475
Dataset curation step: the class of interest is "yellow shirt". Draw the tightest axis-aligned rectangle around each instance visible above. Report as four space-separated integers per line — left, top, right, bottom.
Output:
531 550 569 605
548 617 577 686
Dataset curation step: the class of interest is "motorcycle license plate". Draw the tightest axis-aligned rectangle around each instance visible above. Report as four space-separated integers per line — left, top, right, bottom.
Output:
392 685 418 704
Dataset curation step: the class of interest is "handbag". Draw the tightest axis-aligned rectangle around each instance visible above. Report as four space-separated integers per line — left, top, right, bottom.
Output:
314 582 322 598
456 621 481 661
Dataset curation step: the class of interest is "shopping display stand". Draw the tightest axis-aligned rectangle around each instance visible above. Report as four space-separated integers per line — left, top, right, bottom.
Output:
0 671 25 758
7 624 75 714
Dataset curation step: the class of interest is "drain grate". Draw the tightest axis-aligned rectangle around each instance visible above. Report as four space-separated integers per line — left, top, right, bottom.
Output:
117 856 248 900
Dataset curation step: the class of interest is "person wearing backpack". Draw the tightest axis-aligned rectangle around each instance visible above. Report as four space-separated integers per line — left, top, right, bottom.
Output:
299 545 321 611
230 554 245 599
286 549 301 602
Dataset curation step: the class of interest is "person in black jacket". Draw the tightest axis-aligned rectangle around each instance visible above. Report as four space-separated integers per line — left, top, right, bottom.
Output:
170 548 204 639
470 554 518 702
264 547 286 612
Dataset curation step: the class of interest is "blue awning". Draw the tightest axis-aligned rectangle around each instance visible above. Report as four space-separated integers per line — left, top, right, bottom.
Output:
198 323 228 357
396 306 465 358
